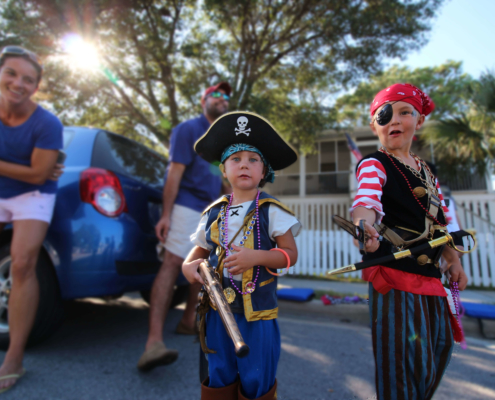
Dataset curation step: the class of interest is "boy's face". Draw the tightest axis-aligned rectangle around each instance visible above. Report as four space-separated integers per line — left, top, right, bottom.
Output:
370 101 425 151
223 151 265 191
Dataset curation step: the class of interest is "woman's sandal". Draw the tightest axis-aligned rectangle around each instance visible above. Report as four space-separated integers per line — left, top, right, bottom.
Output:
0 368 26 394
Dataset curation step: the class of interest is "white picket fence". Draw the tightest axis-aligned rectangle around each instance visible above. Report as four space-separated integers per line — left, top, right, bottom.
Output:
282 195 495 287
453 194 495 287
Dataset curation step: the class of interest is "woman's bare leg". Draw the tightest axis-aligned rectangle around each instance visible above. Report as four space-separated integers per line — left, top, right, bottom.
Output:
0 219 48 390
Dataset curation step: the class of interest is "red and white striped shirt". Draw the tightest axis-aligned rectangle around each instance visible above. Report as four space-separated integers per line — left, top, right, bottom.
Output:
350 158 449 224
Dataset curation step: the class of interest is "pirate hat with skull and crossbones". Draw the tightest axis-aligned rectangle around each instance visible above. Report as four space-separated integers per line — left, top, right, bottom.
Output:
194 111 298 171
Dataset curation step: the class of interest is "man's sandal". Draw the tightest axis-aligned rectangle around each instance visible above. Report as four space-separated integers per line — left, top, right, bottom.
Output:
137 343 178 372
0 368 26 394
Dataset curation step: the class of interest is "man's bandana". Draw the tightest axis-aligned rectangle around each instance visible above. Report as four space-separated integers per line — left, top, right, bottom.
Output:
370 83 435 118
220 143 275 183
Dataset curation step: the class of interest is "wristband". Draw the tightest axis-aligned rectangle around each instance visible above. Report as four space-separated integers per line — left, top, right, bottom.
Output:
265 248 291 276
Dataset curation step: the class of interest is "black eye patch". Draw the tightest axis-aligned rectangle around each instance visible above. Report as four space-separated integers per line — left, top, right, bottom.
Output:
376 103 393 126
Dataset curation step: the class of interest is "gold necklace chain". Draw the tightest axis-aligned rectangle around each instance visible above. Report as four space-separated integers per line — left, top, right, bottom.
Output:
379 147 437 193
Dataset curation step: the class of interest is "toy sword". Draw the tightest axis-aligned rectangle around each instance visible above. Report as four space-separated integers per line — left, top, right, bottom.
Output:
327 228 476 277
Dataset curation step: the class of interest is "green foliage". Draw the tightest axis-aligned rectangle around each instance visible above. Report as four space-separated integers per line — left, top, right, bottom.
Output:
0 0 445 151
422 71 495 177
423 117 491 174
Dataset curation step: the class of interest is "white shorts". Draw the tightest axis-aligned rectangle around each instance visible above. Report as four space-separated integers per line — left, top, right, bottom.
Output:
0 190 56 224
157 204 202 260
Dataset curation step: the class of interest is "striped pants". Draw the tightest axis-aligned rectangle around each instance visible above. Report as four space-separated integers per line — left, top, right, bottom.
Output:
369 285 454 400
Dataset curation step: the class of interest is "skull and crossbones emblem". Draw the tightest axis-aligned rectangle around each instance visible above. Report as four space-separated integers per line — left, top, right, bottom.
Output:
235 116 251 136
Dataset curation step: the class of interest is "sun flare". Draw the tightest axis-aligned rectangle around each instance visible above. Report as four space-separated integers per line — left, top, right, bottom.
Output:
62 34 100 71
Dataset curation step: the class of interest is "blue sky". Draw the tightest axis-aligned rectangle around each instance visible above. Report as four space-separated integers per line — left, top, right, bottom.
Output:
392 0 494 78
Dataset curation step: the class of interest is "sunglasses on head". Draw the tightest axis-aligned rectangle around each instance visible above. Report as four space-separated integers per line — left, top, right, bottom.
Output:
0 46 43 72
207 91 230 101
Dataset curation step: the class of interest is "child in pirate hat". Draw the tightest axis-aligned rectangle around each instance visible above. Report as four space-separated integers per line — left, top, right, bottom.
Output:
182 111 301 400
351 83 468 400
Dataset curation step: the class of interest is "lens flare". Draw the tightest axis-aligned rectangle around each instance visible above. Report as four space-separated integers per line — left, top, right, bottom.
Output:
62 34 100 71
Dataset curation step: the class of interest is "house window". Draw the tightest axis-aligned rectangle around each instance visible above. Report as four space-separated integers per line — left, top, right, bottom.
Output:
318 141 352 173
304 140 352 195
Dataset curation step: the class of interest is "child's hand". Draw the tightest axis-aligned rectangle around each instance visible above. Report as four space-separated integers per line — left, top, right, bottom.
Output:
441 245 461 270
224 245 257 275
446 262 468 291
361 221 380 253
182 258 205 285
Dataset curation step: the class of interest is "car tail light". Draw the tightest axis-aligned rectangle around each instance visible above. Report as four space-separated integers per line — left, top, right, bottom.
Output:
80 168 128 217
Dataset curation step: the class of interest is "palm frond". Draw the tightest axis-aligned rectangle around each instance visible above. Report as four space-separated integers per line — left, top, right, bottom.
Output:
422 117 492 176
476 71 495 114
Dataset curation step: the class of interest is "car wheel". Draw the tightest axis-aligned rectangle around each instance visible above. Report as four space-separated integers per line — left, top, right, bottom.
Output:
140 285 189 309
0 243 64 350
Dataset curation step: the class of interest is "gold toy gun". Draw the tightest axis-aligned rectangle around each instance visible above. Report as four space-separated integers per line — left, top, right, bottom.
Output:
198 260 250 358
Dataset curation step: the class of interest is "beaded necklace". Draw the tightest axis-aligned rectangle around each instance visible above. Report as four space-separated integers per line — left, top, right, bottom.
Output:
450 281 467 349
222 191 261 296
380 147 436 190
379 147 447 227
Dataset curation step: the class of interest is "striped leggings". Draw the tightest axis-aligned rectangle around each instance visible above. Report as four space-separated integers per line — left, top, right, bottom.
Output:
369 285 454 400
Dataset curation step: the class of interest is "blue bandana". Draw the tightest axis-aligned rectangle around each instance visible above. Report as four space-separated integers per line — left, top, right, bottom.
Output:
220 144 275 183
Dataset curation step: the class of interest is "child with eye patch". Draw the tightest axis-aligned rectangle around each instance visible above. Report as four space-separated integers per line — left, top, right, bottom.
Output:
351 83 468 400
182 112 301 400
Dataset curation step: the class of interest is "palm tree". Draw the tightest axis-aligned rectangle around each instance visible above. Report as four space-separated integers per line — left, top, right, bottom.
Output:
421 72 495 179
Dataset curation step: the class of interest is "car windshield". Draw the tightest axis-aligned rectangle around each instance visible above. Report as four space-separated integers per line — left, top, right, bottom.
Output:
91 131 168 189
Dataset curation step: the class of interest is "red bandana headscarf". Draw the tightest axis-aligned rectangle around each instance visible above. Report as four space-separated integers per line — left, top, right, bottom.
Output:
369 83 435 118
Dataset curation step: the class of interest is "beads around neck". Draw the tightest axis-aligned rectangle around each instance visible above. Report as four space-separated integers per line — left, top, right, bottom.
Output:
223 192 261 295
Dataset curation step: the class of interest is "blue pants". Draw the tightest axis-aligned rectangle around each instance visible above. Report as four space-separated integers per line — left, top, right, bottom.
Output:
369 285 454 400
206 309 280 399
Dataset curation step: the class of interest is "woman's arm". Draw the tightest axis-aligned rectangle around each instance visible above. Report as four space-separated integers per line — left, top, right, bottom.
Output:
225 229 297 275
0 148 58 185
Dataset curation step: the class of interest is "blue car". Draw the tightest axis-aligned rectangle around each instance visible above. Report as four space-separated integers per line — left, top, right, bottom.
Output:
0 127 188 348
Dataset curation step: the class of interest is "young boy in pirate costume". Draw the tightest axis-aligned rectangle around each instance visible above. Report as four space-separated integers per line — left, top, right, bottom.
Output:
351 83 468 400
182 111 300 400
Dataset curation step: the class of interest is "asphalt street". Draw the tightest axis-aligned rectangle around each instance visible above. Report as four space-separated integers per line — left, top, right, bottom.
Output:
2 295 495 400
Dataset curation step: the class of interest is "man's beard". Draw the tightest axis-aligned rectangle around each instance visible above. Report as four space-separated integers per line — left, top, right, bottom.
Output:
206 102 228 121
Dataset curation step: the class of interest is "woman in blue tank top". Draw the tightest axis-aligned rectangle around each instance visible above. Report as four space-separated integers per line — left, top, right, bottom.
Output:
0 46 63 394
